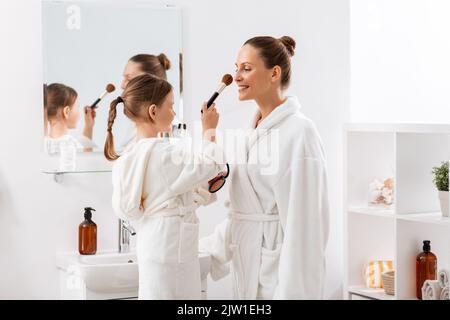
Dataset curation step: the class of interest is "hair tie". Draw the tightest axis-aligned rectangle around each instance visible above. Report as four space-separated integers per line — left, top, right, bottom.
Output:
117 96 124 103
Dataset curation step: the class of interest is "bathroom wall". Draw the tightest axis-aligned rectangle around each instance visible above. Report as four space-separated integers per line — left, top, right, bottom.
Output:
0 0 349 299
351 0 450 122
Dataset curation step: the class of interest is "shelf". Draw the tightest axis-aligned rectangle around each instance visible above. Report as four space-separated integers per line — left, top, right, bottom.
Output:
348 206 395 218
42 170 112 174
345 123 450 134
42 170 112 182
348 286 396 300
396 212 450 226
345 123 450 301
348 207 449 226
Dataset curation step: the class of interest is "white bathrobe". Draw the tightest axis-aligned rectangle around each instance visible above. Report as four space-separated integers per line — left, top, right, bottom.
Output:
112 137 224 300
200 96 330 299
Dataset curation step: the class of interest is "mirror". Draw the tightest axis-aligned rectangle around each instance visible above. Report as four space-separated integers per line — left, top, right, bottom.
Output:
42 1 182 172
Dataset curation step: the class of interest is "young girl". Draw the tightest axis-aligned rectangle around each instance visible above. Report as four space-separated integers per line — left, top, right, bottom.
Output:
119 53 173 150
105 74 224 299
44 83 96 170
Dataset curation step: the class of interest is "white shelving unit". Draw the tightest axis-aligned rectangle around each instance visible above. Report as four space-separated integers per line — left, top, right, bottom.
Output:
344 123 450 300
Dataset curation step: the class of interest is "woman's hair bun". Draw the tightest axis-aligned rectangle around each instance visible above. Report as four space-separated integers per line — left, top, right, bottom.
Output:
157 53 171 70
279 36 296 56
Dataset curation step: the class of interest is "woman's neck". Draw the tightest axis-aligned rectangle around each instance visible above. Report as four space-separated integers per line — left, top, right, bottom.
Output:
255 89 286 127
48 121 68 138
136 122 159 140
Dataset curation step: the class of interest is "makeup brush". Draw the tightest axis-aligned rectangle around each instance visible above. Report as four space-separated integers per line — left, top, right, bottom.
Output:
206 74 233 108
91 83 116 108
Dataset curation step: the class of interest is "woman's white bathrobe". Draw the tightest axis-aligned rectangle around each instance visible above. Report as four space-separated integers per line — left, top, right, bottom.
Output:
112 137 224 299
200 96 330 299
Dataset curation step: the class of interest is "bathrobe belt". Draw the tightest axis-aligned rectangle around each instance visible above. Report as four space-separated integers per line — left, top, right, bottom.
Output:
228 211 280 222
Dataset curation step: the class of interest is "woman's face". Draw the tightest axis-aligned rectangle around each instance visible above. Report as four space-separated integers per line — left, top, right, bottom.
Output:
153 90 176 132
235 44 274 101
66 98 80 129
121 61 145 90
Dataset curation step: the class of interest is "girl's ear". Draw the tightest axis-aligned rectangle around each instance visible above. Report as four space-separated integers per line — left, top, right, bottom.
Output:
271 65 282 83
148 104 157 121
62 106 71 119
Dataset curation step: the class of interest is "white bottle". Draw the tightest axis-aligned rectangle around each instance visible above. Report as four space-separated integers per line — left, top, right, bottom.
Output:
180 123 188 138
174 123 182 138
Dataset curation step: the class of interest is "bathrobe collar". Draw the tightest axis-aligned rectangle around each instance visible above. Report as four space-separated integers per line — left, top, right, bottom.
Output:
251 96 301 130
247 96 301 152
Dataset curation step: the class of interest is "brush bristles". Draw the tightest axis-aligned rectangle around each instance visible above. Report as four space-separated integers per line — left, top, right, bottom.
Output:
106 83 116 93
222 74 233 86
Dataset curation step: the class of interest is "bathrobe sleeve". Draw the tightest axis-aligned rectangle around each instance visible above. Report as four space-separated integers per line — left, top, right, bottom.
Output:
161 139 226 196
272 157 330 299
111 146 153 221
199 218 232 280
78 134 97 149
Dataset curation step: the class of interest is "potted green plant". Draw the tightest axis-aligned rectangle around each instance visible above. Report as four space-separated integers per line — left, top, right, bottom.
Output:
432 161 449 217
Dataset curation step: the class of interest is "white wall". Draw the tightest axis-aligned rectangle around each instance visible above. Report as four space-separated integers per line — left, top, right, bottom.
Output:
351 0 450 123
0 0 349 299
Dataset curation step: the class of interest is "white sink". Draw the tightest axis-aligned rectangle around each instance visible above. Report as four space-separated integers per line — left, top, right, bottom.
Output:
56 251 211 297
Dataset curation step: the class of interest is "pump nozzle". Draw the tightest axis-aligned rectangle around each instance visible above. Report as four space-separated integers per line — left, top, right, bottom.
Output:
423 240 431 252
84 207 96 220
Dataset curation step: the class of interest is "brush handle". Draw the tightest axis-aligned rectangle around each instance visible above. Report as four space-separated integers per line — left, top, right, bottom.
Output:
207 92 219 108
91 98 101 108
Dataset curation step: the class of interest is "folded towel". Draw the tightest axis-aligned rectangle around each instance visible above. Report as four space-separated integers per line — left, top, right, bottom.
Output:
440 286 449 300
422 280 442 300
438 269 449 289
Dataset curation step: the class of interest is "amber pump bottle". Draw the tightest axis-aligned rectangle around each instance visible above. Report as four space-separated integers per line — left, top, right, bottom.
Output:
79 207 97 255
416 240 437 299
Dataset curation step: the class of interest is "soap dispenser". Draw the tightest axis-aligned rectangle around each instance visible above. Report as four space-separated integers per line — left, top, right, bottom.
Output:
416 240 437 299
79 207 97 255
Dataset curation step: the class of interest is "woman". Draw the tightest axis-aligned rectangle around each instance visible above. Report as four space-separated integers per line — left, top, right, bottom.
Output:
106 74 225 299
200 36 330 299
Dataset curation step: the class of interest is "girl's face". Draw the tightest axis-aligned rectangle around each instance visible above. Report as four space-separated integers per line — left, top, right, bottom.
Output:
234 44 275 101
121 61 145 90
151 90 176 132
65 98 80 129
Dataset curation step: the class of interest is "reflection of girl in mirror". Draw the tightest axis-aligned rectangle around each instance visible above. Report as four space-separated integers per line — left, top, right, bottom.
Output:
43 83 96 171
105 74 225 300
120 54 173 149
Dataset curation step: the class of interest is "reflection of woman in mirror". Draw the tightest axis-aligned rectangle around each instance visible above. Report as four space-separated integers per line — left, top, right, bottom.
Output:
120 54 173 149
44 83 97 170
105 74 224 299
121 53 171 89
43 84 48 135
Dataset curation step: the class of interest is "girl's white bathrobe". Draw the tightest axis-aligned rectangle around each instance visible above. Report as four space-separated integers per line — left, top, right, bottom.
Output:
200 96 330 299
112 137 224 299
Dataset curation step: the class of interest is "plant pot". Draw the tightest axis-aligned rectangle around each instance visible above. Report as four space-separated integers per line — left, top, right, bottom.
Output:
438 191 449 217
